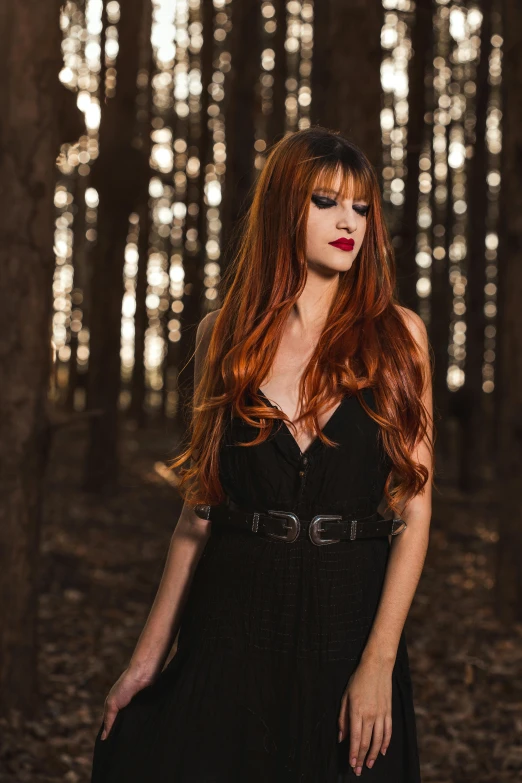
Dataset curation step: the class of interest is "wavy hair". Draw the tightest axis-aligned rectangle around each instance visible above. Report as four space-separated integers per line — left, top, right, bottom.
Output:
168 126 434 515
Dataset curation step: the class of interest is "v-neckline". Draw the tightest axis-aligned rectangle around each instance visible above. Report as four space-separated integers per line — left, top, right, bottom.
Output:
257 387 346 458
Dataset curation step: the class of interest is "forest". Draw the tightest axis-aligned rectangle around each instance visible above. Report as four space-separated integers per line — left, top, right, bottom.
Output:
0 0 521 780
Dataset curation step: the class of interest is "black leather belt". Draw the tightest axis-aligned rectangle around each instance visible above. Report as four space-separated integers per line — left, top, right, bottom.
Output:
193 504 407 546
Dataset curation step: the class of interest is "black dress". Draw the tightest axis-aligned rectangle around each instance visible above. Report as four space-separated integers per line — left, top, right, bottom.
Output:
91 387 421 782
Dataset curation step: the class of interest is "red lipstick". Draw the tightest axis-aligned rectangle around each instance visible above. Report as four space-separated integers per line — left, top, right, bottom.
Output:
329 238 355 252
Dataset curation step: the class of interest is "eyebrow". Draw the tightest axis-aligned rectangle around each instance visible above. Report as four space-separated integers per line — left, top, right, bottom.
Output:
313 188 339 195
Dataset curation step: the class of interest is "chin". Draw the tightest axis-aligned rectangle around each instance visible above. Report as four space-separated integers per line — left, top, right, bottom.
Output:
308 257 354 276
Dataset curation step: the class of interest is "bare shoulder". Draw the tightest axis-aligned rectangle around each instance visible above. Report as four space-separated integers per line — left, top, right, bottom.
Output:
196 308 221 346
394 304 428 351
194 309 221 387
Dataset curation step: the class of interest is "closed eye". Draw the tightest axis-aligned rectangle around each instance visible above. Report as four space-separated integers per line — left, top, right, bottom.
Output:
311 194 369 217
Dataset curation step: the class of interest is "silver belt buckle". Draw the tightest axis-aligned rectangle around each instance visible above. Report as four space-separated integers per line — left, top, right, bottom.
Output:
266 510 300 542
309 514 343 546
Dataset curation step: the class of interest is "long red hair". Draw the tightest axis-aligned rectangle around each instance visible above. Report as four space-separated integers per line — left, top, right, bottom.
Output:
169 127 433 515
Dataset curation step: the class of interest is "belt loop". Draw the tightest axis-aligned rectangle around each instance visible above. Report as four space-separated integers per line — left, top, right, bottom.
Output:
252 512 260 533
350 519 357 541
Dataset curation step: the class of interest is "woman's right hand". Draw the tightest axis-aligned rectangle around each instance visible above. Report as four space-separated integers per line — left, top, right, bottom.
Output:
100 667 156 740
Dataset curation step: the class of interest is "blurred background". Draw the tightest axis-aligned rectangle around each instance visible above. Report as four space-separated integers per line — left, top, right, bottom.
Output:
0 0 521 781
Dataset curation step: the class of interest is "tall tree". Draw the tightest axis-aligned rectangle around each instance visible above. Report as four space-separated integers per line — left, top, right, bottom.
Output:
396 0 434 312
494 0 522 621
431 116 456 459
0 0 78 715
428 14 453 456
310 0 383 182
129 0 154 426
266 0 288 150
456 0 493 491
66 171 89 410
85 0 150 490
173 0 216 434
221 0 263 259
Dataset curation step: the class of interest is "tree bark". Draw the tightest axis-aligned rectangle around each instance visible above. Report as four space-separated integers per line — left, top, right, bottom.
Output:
129 0 153 426
310 0 383 181
396 0 434 312
85 0 150 490
430 118 456 459
266 0 287 149
171 0 216 432
0 0 63 716
456 0 493 491
221 0 263 260
494 0 522 621
66 171 89 410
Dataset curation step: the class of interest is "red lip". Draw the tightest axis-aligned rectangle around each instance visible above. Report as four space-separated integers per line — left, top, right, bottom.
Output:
329 239 355 251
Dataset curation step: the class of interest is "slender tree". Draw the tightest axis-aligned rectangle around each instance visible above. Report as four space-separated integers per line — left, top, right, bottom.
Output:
310 0 330 132
171 0 216 432
85 0 150 490
310 0 383 182
397 0 434 312
431 116 456 460
66 171 89 410
0 0 78 715
494 0 522 620
221 0 263 258
427 13 453 458
129 202 150 426
266 0 288 150
129 0 154 426
456 0 493 491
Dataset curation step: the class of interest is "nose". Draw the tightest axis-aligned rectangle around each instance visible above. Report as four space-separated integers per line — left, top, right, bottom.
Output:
338 209 358 234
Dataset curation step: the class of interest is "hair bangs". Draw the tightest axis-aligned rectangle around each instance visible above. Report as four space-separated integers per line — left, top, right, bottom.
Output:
312 161 373 204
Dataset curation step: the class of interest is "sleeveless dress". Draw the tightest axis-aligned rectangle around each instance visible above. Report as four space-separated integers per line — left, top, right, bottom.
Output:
91 386 421 782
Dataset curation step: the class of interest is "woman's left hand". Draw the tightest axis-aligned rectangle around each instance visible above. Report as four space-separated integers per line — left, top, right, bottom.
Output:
337 654 393 776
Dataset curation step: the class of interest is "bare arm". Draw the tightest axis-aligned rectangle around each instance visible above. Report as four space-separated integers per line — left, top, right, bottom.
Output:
360 308 433 668
338 307 433 773
126 310 220 682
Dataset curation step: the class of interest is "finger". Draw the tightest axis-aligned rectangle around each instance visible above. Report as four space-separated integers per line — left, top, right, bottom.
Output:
355 717 374 776
366 716 384 769
381 713 392 756
101 702 119 741
337 692 348 742
349 712 362 771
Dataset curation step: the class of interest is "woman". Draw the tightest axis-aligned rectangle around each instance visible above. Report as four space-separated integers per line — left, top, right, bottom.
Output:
91 127 433 782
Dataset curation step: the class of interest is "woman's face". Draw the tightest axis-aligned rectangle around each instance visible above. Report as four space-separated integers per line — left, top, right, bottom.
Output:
305 172 369 274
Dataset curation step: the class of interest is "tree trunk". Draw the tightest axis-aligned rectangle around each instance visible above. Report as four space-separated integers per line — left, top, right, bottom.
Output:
221 0 263 260
170 0 216 431
66 172 89 410
85 0 150 491
457 0 493 491
396 0 434 312
129 1 153 426
310 0 331 132
311 0 383 181
430 120 455 461
0 0 63 716
266 0 287 149
494 0 522 622
129 202 150 426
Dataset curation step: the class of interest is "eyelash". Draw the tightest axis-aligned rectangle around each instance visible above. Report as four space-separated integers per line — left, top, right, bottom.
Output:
311 195 369 217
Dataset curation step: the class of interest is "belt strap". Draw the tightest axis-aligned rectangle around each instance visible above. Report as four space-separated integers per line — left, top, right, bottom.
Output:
193 504 407 545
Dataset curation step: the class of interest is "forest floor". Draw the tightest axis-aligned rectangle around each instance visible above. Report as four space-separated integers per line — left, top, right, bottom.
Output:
0 419 521 783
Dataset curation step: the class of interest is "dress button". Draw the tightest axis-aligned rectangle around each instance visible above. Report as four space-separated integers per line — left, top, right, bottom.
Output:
299 470 305 477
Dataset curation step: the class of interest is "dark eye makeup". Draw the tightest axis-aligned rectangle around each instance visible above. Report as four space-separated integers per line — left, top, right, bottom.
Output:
311 194 369 217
